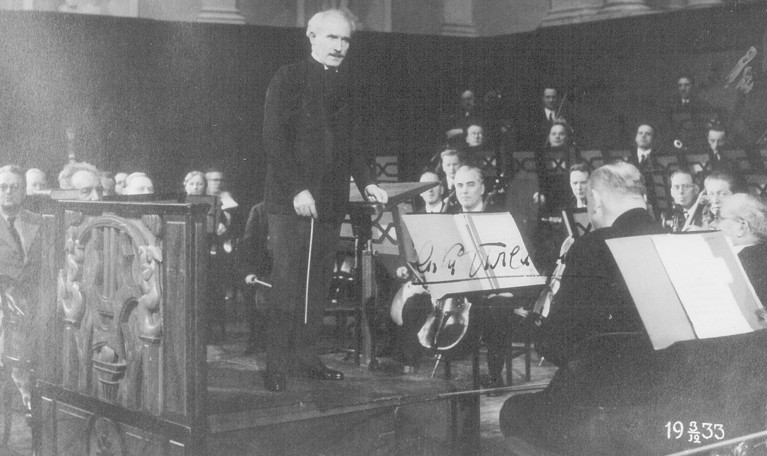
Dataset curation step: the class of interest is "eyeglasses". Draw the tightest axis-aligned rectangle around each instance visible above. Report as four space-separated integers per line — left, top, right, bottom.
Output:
0 184 21 193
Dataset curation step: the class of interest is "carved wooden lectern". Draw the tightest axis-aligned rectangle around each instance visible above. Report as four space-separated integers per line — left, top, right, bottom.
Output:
36 199 210 455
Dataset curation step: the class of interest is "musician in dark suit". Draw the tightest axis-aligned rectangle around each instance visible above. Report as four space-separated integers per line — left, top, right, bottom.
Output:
0 165 42 417
237 202 272 355
626 123 673 219
450 166 523 389
501 161 665 453
519 86 570 151
661 168 701 231
666 74 718 151
262 9 387 392
718 193 767 303
703 125 740 176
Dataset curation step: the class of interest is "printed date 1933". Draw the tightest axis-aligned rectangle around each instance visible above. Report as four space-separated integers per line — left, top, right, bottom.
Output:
665 421 725 443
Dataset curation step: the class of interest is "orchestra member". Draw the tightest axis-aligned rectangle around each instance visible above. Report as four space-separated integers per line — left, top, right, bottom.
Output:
705 125 738 175
418 171 445 213
237 201 271 355
437 148 462 211
718 193 767 303
262 8 387 392
184 170 207 196
452 165 521 389
662 169 700 231
700 171 745 230
501 161 664 453
568 163 589 208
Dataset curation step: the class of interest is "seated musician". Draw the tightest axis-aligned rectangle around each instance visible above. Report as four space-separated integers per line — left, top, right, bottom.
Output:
237 201 272 355
700 170 746 230
436 148 462 211
183 170 207 196
418 171 445 213
0 165 42 419
500 161 664 453
718 193 767 303
568 163 589 209
450 165 523 389
661 168 701 231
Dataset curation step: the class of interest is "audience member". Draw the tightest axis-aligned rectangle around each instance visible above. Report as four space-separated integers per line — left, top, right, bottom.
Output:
661 169 701 231
99 171 116 196
71 168 104 201
184 171 207 196
0 165 42 419
122 172 154 195
25 168 48 195
114 172 128 195
718 193 767 303
58 161 99 190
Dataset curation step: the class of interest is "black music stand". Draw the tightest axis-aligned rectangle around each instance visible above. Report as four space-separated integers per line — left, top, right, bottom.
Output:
347 181 437 368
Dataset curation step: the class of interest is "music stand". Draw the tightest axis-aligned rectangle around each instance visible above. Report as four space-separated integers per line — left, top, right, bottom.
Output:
347 181 437 368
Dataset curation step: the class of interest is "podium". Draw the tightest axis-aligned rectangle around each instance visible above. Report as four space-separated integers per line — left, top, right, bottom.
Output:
345 181 437 368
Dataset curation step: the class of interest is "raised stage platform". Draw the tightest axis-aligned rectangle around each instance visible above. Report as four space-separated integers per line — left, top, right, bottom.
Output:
204 351 479 455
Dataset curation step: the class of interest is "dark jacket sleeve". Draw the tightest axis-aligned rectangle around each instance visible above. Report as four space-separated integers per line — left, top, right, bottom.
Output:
263 65 310 200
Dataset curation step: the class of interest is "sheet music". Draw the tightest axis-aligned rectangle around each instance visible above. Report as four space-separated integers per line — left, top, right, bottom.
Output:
402 212 545 300
652 235 752 338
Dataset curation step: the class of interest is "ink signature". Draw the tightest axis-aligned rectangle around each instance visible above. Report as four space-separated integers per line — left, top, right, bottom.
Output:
415 241 531 278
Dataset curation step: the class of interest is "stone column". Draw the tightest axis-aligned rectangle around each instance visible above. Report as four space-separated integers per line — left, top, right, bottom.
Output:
198 0 245 24
541 0 603 27
440 0 477 37
685 0 723 7
599 0 651 16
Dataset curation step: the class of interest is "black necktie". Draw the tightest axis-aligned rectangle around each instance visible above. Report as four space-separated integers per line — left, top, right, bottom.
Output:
8 216 23 260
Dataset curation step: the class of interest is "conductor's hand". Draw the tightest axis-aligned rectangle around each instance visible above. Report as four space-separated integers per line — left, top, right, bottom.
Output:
293 190 317 218
365 185 388 205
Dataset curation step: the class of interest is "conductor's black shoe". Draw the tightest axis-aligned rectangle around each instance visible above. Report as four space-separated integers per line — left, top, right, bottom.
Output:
264 372 287 392
304 365 344 381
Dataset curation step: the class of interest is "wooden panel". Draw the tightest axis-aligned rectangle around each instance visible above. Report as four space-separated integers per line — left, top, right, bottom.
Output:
163 218 190 419
39 200 209 454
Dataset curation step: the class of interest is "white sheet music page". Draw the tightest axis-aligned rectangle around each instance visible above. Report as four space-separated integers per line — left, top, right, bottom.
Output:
652 235 753 338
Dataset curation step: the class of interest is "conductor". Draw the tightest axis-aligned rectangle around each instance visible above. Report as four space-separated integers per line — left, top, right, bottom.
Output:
262 8 388 393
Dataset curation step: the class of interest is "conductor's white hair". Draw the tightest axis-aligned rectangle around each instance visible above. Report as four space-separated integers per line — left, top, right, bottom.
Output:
306 8 358 37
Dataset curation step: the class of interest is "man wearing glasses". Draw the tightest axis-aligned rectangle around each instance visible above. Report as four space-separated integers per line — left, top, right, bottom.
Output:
662 169 701 231
0 165 42 421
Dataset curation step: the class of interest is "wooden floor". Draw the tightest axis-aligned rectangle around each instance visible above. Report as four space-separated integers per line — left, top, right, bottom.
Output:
1 325 557 455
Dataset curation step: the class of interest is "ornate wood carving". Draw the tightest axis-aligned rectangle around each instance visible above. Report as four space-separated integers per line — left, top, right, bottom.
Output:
56 212 164 412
